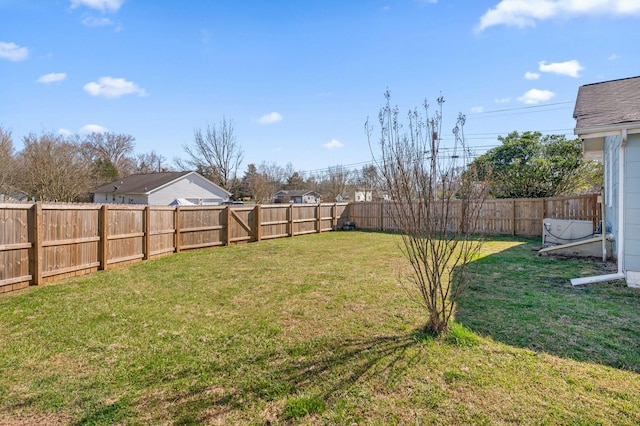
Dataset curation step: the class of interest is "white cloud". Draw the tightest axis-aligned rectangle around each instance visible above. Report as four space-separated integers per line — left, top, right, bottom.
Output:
257 112 283 125
37 73 67 84
58 128 73 137
324 139 344 150
518 88 555 104
82 16 114 27
539 59 584 77
0 41 29 62
70 0 124 13
83 76 147 98
608 53 620 60
80 124 108 134
477 0 640 31
524 71 540 80
494 97 511 104
471 106 484 113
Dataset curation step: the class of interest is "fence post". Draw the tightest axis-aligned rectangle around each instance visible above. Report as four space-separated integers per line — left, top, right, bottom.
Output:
288 204 294 237
512 199 516 236
380 202 384 231
254 204 262 242
175 206 181 253
225 206 232 245
30 202 43 286
316 204 322 233
99 204 108 270
143 206 151 260
332 203 337 230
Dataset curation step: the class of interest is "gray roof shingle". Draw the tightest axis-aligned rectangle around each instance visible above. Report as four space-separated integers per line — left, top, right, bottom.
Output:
92 171 192 195
574 76 640 130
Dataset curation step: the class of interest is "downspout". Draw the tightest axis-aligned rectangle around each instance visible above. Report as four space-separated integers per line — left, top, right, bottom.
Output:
601 186 606 262
571 129 627 286
618 128 627 276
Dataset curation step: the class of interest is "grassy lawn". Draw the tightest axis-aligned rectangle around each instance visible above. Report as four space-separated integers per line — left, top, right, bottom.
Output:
1 231 639 425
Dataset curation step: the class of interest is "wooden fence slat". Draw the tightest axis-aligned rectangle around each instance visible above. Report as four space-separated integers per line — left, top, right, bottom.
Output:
175 206 181 253
30 202 43 286
144 206 151 260
99 205 108 270
255 204 262 242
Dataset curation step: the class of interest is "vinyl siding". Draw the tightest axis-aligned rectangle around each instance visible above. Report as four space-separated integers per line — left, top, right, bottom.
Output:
624 134 640 273
148 174 229 205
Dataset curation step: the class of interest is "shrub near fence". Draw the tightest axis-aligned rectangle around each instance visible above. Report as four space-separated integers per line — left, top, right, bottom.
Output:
348 195 600 237
0 203 348 294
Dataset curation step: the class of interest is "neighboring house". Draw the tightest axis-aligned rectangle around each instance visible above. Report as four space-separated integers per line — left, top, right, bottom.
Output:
273 190 321 204
0 188 28 203
351 188 390 202
574 76 640 288
92 171 231 206
354 188 373 203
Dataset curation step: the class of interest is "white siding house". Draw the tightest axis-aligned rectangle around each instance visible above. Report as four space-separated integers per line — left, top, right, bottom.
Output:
92 171 231 206
273 190 321 204
574 76 640 287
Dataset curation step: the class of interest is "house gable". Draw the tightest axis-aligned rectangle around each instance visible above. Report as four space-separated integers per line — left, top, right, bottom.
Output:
148 173 231 205
92 172 231 205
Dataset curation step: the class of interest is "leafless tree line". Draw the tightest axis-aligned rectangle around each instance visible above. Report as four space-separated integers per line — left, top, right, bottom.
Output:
234 162 382 204
0 127 168 202
0 124 383 203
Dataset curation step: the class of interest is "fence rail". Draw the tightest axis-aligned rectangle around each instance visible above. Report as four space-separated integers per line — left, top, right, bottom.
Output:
0 203 349 294
347 194 600 237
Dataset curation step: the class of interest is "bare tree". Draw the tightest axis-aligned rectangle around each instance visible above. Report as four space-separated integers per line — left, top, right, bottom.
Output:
316 165 352 201
366 91 487 334
16 132 92 202
136 150 168 173
354 164 380 189
179 118 244 191
0 127 16 197
77 132 136 177
249 162 287 203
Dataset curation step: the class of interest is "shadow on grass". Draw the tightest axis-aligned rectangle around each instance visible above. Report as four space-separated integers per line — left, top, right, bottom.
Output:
155 332 428 425
455 237 640 373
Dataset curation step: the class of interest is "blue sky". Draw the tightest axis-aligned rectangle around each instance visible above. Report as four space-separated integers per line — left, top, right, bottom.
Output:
2 0 639 175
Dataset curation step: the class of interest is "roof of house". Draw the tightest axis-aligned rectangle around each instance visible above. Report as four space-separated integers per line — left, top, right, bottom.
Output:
92 171 194 195
275 190 320 197
574 76 640 130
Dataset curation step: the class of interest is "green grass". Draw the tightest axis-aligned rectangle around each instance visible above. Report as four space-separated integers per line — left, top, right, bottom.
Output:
0 231 639 425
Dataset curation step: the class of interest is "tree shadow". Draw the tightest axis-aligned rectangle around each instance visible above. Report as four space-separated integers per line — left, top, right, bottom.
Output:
156 332 428 424
455 236 640 373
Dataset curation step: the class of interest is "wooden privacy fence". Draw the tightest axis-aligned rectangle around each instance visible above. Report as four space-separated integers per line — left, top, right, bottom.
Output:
348 194 600 237
0 203 348 294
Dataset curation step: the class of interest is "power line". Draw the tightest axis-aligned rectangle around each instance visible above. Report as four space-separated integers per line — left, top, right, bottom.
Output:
292 101 578 177
468 101 573 115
